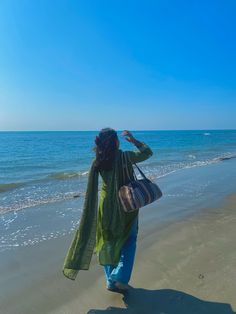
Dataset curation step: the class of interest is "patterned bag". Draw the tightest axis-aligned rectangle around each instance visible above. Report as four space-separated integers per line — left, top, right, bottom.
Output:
119 152 163 212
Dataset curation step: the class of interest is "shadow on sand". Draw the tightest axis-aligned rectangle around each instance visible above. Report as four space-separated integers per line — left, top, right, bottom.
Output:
87 288 235 314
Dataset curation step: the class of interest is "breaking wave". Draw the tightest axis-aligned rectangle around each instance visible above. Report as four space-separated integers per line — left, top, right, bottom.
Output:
48 171 89 180
0 183 24 193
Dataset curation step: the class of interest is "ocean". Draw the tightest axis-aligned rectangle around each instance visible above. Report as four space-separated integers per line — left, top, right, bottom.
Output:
1 130 236 252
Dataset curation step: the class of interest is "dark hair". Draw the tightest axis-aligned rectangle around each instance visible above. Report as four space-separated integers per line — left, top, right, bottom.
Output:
94 128 119 171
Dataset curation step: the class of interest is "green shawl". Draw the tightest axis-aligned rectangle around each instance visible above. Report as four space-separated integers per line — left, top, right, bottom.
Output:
63 160 99 280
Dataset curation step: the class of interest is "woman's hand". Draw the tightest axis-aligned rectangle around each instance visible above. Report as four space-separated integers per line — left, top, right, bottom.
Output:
122 130 143 147
122 130 135 143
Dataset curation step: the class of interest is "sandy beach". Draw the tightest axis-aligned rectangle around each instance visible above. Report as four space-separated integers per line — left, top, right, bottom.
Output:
1 182 236 313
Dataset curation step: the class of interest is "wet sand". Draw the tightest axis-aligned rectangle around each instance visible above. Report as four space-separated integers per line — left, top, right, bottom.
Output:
1 191 236 314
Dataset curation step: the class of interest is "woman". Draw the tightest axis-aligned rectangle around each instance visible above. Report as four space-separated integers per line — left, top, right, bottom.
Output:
63 128 153 292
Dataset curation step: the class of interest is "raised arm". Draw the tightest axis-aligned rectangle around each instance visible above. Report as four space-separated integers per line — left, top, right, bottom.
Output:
122 130 153 164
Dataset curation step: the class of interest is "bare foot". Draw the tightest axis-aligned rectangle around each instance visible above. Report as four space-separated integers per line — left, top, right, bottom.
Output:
114 281 133 290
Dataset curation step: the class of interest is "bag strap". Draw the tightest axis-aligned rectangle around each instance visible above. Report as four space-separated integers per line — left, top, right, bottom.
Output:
123 152 132 181
121 151 126 182
133 163 150 181
123 151 149 182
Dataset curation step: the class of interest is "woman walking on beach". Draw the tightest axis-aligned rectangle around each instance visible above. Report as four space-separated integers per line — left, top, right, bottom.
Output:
63 128 153 292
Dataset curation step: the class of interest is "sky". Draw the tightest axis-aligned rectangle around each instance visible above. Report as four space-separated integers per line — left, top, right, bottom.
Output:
0 0 236 131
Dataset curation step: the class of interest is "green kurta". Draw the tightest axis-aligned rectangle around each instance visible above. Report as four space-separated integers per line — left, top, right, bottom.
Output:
63 142 152 280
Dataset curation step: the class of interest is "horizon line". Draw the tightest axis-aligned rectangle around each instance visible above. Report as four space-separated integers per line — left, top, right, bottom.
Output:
0 128 236 132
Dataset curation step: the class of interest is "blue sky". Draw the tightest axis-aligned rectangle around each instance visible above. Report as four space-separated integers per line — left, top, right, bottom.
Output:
0 0 236 131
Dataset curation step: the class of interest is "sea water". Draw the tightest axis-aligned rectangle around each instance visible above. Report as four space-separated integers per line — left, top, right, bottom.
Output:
1 130 236 251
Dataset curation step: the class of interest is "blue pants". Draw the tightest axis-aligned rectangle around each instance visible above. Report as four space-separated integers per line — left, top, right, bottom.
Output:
103 216 138 287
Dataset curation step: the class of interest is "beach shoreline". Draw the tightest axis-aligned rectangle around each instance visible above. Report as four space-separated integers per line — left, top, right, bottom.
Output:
1 166 236 313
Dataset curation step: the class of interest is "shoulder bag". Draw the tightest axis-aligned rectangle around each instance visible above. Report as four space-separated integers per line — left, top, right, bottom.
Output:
119 152 163 212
